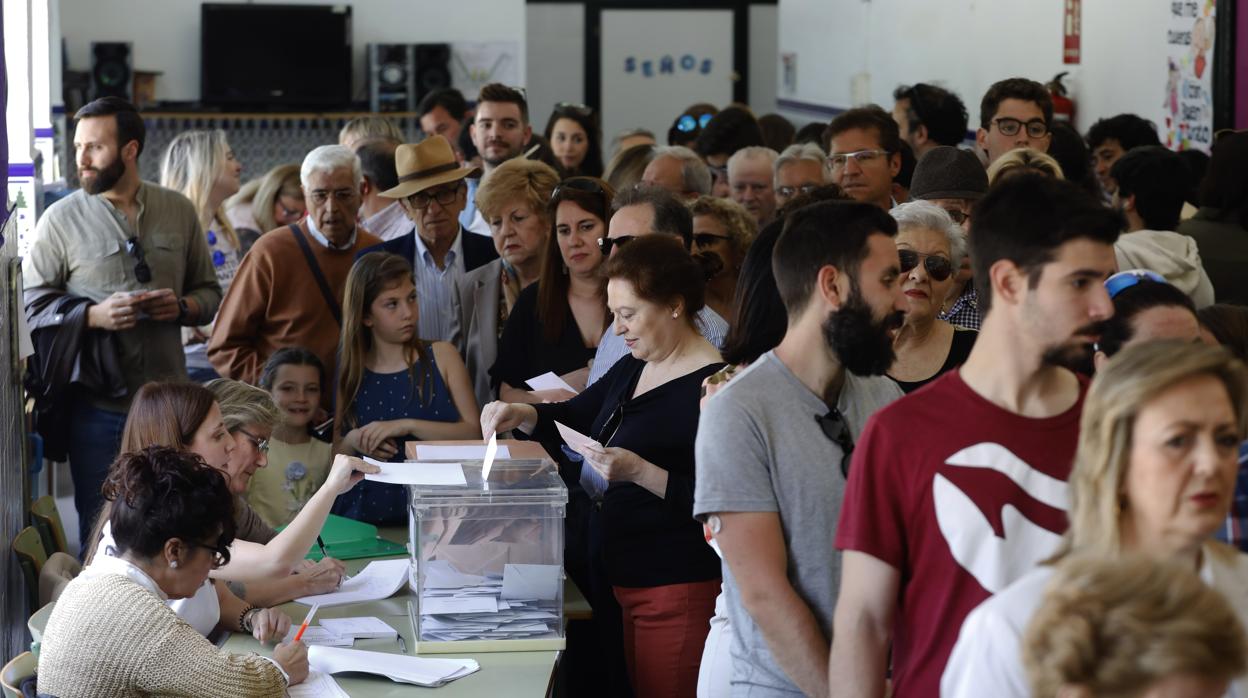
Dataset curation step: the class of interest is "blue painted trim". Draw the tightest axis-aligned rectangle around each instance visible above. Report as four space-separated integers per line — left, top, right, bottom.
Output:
51 105 67 115
34 127 54 137
8 163 36 177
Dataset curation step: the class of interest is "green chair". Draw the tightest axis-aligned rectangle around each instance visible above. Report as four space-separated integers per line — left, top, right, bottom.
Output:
30 496 68 555
0 651 36 698
12 526 48 611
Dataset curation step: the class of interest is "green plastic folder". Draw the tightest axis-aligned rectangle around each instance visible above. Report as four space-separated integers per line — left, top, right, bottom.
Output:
276 514 407 561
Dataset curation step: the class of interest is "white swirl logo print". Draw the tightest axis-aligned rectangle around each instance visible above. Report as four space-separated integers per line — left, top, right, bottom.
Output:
934 442 1069 594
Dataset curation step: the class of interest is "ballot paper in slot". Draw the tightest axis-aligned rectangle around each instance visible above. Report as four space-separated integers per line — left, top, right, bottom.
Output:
308 645 479 687
295 558 410 607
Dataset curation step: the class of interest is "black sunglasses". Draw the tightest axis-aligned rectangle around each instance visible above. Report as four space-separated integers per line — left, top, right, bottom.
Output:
552 177 607 203
815 409 854 478
186 539 231 569
693 233 731 248
126 236 153 284
898 249 953 282
598 235 636 257
556 101 593 117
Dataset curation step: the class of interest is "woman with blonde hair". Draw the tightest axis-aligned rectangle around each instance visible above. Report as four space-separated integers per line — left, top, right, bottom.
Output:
226 163 305 251
986 147 1065 184
689 195 756 323
161 129 244 382
1022 554 1247 698
942 340 1248 697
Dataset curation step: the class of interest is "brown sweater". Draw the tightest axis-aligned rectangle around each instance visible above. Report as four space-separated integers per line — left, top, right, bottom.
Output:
208 223 380 399
38 573 287 697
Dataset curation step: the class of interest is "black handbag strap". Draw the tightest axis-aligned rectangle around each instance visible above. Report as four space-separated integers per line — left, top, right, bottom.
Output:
290 224 342 325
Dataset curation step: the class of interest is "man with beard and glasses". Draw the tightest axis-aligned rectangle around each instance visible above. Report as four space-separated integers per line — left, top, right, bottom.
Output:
693 201 905 697
23 96 223 548
828 174 1122 698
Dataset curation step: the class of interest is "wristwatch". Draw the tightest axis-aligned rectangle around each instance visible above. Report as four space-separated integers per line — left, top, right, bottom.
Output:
176 297 191 325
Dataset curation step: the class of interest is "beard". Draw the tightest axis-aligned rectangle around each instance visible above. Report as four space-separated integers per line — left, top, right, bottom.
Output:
1041 320 1109 371
822 288 905 376
81 157 126 195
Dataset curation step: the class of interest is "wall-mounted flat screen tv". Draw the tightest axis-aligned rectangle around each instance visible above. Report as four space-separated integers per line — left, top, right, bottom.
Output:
201 3 352 108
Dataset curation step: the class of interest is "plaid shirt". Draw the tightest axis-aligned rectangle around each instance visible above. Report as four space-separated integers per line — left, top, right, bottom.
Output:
1216 442 1248 552
940 284 982 331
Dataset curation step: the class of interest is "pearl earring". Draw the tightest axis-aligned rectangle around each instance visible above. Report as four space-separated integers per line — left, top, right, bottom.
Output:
672 311 679 319
170 560 179 569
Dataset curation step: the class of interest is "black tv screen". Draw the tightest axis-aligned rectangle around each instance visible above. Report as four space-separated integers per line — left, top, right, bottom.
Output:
201 3 352 109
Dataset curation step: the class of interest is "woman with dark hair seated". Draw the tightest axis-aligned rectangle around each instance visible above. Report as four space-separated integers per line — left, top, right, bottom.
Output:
39 446 308 695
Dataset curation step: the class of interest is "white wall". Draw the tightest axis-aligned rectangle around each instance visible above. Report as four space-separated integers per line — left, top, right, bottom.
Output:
777 0 1177 134
526 3 585 134
58 0 526 103
748 4 778 116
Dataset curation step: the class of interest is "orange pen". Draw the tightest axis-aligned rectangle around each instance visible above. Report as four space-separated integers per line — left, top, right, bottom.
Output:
293 603 319 643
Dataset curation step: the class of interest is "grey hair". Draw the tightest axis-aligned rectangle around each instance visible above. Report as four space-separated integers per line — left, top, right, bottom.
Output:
651 145 711 195
774 142 828 179
889 200 967 270
300 144 363 188
727 146 779 180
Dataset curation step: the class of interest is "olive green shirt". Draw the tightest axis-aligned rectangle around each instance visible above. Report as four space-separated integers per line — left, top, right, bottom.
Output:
22 182 222 411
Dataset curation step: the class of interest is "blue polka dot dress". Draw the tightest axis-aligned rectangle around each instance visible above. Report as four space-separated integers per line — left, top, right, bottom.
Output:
331 343 459 525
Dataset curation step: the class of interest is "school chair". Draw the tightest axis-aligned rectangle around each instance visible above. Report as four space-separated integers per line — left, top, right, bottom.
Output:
38 553 80 607
30 496 68 556
0 651 36 698
27 602 56 646
12 526 48 612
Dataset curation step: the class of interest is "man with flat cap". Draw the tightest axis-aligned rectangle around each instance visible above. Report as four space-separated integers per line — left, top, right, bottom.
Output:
360 135 499 343
908 146 989 330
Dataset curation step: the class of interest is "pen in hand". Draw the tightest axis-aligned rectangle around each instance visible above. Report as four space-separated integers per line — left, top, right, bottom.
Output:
316 535 350 585
293 603 319 643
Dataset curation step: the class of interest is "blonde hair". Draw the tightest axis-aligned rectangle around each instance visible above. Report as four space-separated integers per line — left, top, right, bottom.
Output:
1053 340 1248 560
229 163 302 234
987 147 1065 184
159 129 240 249
204 379 281 431
475 157 560 223
1023 554 1248 698
689 195 757 259
338 116 403 149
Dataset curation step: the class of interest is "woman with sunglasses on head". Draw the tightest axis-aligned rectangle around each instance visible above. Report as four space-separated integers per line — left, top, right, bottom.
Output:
490 177 615 403
668 103 719 149
545 103 604 178
483 235 725 698
886 201 977 393
39 446 308 695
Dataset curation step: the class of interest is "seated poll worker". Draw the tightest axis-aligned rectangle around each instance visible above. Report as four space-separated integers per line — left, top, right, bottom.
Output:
38 446 308 695
482 235 724 697
84 382 376 640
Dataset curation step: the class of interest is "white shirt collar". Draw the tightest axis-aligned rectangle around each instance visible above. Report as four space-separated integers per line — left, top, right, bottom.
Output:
305 215 358 250
414 227 465 271
362 201 412 241
83 545 169 601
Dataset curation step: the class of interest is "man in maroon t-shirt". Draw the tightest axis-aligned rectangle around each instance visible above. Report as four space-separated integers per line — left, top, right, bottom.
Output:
828 174 1124 697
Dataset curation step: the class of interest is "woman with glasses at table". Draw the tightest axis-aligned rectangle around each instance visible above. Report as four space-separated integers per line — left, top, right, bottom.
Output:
483 236 725 698
545 102 604 178
886 201 977 393
490 177 615 403
689 195 757 325
160 129 245 383
39 446 309 695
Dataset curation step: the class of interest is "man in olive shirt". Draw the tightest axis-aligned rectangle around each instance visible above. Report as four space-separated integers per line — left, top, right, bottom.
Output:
23 97 221 547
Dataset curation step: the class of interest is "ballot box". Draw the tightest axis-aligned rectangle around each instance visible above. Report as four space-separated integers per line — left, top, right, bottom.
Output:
407 457 568 653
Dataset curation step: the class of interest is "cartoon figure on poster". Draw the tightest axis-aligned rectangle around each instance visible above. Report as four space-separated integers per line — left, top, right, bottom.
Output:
1163 0 1216 152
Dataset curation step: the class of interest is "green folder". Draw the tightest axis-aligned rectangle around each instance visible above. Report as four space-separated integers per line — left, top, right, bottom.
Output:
276 514 407 561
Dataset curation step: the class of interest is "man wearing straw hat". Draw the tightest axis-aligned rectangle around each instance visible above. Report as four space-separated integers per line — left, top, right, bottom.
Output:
359 135 499 343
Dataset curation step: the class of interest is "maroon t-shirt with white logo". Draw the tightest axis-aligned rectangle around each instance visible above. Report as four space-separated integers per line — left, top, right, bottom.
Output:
835 369 1086 697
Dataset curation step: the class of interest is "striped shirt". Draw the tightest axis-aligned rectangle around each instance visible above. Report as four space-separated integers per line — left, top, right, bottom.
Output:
587 306 730 387
1216 442 1248 552
413 229 465 342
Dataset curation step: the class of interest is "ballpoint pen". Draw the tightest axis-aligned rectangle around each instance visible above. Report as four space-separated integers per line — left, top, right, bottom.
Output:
317 535 351 583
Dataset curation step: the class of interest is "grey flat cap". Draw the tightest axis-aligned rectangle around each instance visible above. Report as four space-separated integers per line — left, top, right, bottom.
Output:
910 146 989 201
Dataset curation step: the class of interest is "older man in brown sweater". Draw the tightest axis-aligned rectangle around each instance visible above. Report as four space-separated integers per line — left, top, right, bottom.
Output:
209 145 380 401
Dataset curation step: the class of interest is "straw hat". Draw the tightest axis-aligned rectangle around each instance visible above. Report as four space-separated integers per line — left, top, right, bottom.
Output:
379 135 482 199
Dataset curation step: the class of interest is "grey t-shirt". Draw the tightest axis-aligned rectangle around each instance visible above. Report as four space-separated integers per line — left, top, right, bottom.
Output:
694 351 903 696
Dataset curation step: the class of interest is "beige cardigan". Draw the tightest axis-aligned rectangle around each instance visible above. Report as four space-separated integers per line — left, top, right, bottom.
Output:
38 572 287 697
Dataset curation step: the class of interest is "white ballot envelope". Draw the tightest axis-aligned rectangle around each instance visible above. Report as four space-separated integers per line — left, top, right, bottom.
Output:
501 563 562 601
362 457 468 486
526 371 579 394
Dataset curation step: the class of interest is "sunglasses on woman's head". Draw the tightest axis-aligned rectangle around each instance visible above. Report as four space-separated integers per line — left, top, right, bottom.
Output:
898 249 953 282
551 177 606 203
676 113 714 133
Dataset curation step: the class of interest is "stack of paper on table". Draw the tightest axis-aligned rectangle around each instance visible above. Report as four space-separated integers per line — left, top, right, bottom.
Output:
287 671 351 697
308 646 479 687
295 558 410 607
417 560 562 642
319 617 398 640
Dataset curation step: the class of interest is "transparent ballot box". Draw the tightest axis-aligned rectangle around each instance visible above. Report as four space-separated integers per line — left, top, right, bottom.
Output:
407 458 568 653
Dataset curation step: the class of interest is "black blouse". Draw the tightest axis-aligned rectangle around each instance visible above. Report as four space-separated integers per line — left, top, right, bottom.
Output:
892 327 978 394
489 283 597 391
533 355 724 588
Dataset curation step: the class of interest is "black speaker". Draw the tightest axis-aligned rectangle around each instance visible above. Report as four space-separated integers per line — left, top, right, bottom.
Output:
368 43 416 113
414 44 452 97
90 42 132 101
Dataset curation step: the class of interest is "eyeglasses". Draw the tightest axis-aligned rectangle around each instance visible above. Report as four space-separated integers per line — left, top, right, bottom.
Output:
276 199 304 218
815 409 855 478
827 149 890 171
898 249 954 281
676 113 714 133
776 183 820 200
991 117 1049 139
693 233 731 248
235 428 269 454
1105 269 1168 299
551 177 607 203
187 540 230 569
125 236 153 283
596 402 625 447
556 101 593 117
308 188 357 206
406 182 464 210
598 235 636 257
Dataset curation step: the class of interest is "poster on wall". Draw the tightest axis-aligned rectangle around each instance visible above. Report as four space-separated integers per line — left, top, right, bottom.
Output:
1163 0 1216 152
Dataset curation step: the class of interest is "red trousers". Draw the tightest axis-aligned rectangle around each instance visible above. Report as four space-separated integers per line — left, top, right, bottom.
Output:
613 579 720 698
